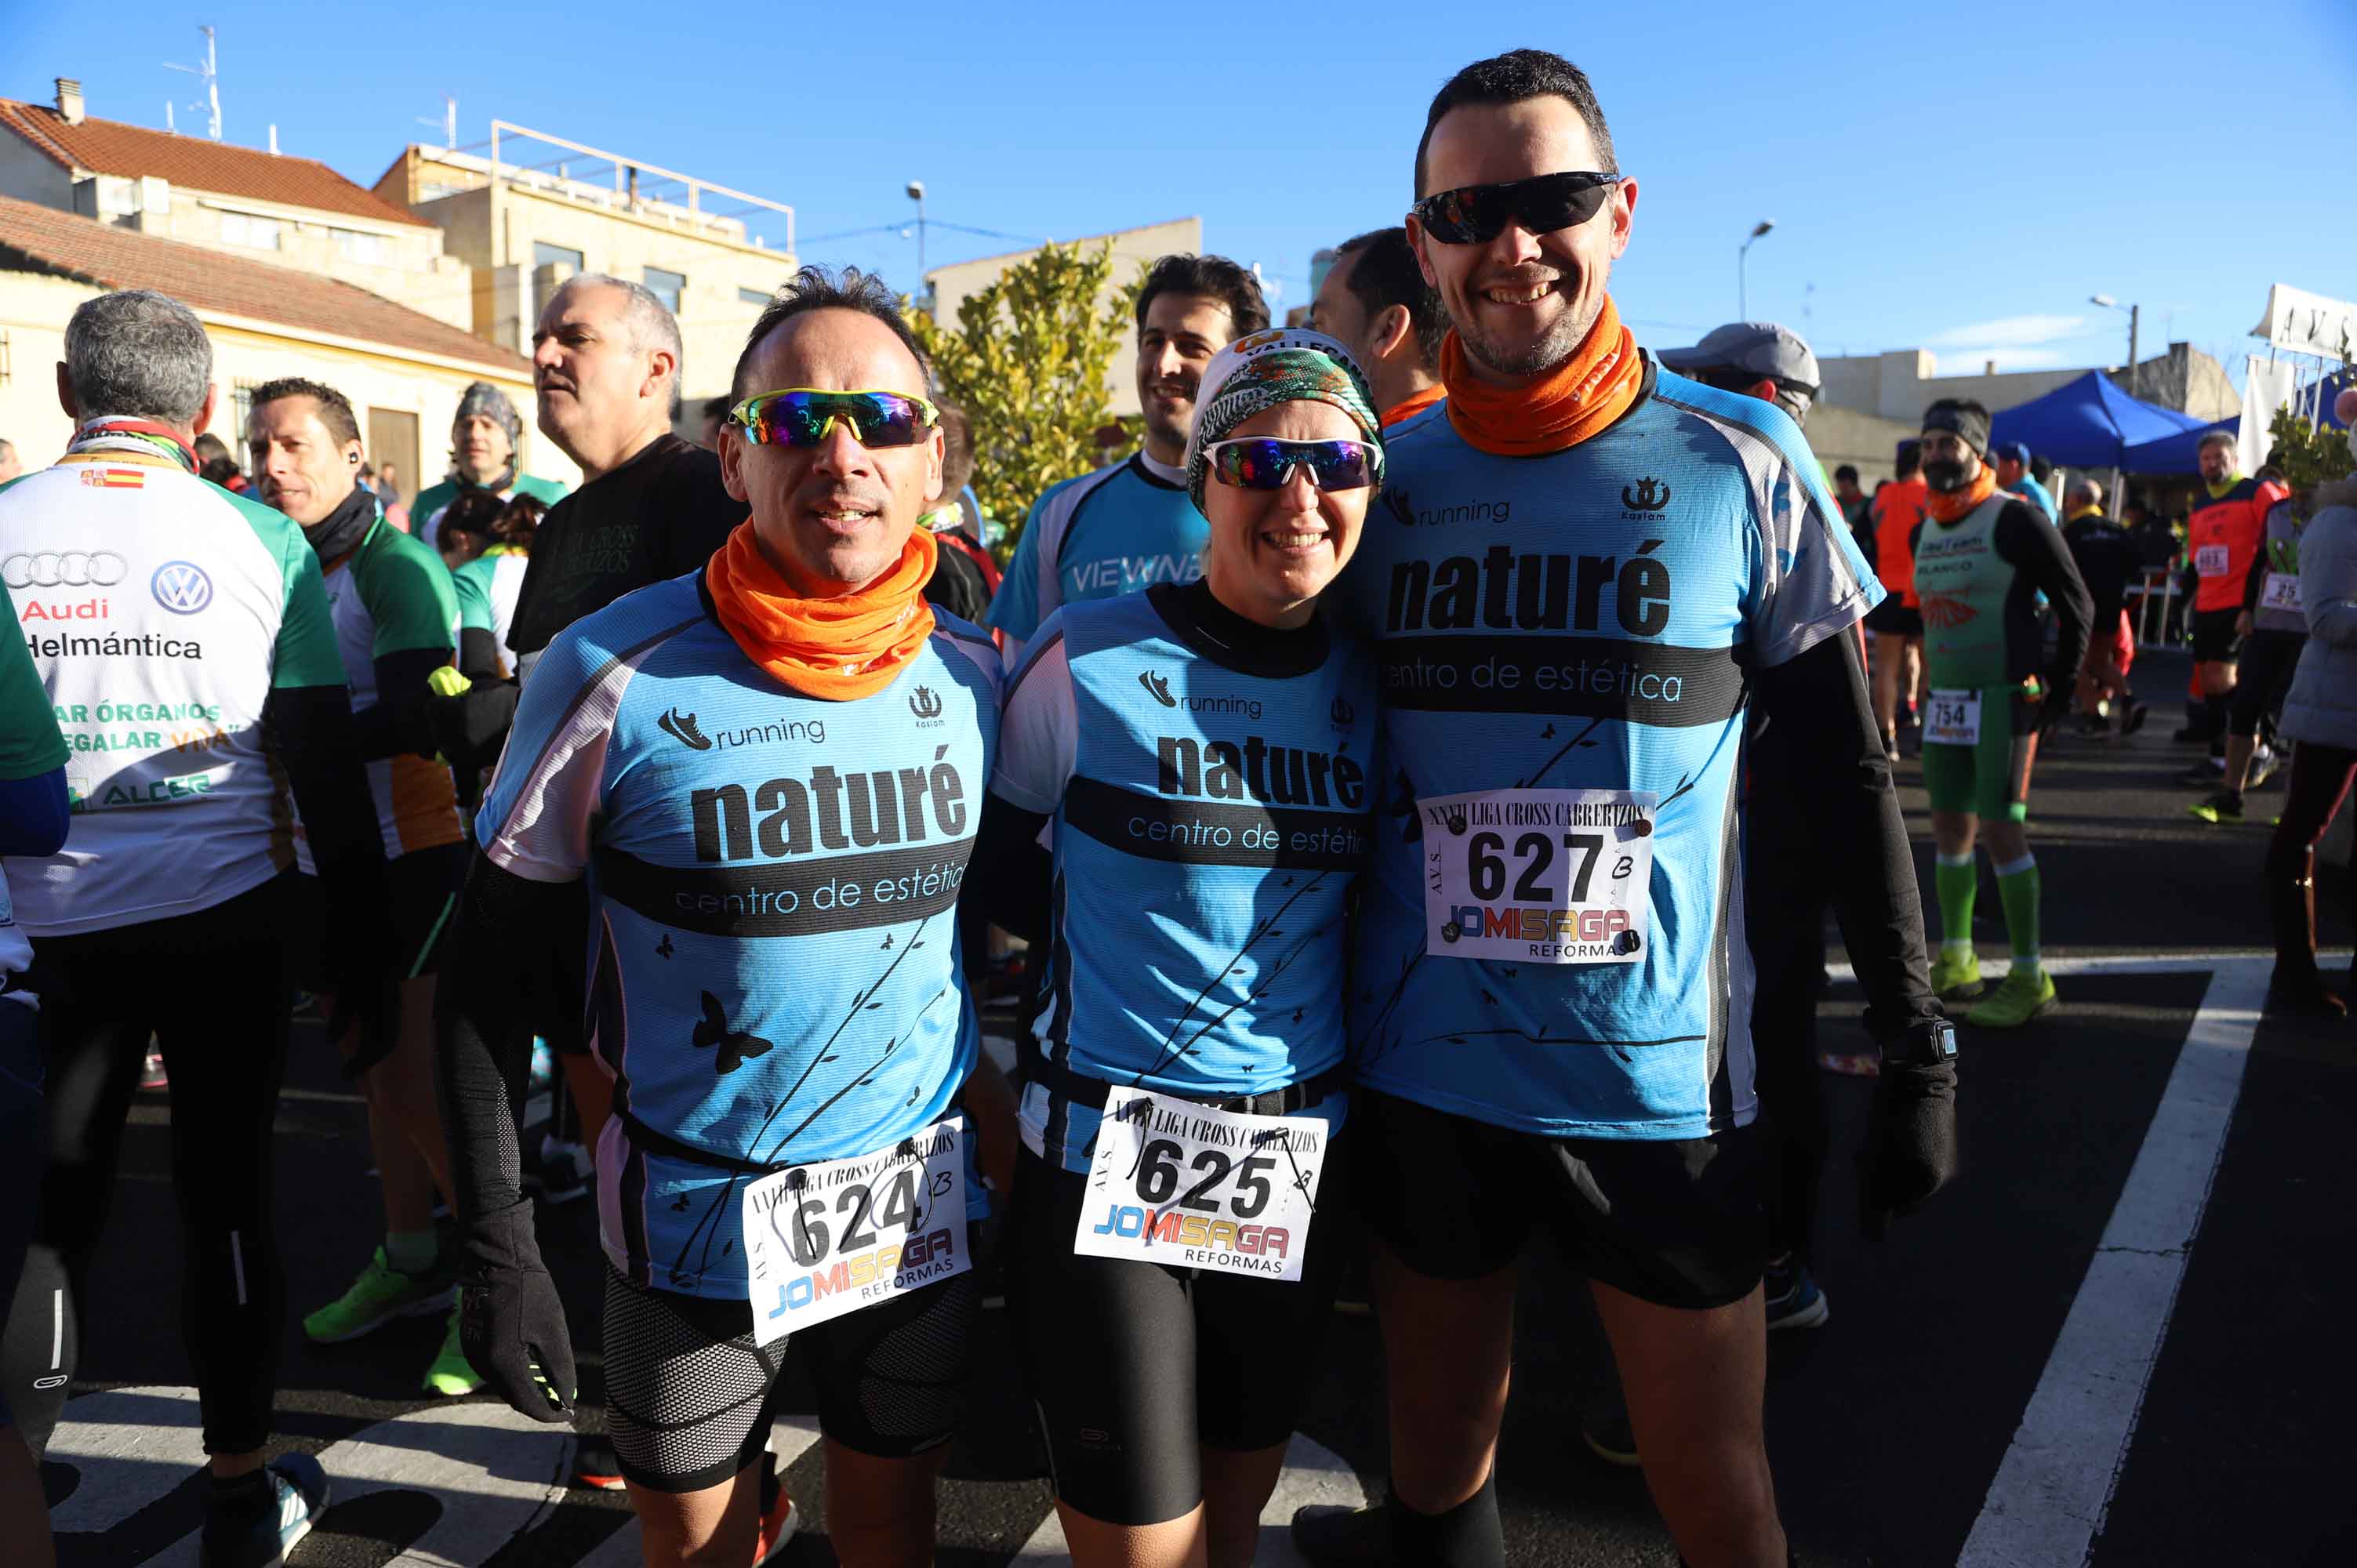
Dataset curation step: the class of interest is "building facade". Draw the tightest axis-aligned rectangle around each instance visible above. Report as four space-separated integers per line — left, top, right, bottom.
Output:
924 218 1202 418
1818 342 2240 426
0 194 563 504
372 125 799 412
0 81 470 333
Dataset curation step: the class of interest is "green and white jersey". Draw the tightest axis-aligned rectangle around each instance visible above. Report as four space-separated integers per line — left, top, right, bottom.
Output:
0 562 70 989
0 453 347 936
450 544 528 676
296 512 464 866
1912 493 2014 690
413 473 568 555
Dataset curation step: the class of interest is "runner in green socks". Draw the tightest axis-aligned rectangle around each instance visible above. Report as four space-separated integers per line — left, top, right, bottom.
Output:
1909 400 2092 1027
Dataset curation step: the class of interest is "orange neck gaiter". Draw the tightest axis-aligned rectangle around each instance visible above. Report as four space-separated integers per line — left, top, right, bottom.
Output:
1924 464 1999 525
1381 383 1447 429
1440 295 1643 456
705 521 937 701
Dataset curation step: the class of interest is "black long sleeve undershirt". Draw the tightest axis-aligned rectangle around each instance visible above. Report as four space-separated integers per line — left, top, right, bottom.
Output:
435 855 568 1225
423 628 522 779
268 681 394 966
1992 503 2095 702
1752 631 1941 1043
970 794 1054 946
350 647 459 760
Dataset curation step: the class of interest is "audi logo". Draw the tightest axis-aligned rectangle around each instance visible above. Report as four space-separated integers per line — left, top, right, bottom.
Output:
3 550 129 589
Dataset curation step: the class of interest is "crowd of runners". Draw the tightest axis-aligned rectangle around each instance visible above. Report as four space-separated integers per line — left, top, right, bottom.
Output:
0 44 2351 1568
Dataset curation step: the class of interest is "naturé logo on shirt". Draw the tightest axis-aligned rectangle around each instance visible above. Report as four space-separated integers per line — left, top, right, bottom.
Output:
1386 542 1673 635
692 755 969 863
1156 735 1367 810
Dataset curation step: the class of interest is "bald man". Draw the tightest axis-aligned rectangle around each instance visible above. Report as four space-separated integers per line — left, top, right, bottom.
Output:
2062 479 2145 733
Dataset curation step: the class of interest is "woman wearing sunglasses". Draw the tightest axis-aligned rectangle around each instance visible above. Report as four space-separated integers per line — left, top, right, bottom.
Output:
975 329 1382 1568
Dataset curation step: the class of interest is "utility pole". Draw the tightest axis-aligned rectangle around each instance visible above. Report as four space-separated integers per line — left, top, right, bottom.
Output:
2091 295 2142 401
164 26 222 141
418 96 458 149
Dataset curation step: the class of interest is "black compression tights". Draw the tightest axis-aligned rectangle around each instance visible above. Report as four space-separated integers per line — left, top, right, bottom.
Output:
0 877 294 1457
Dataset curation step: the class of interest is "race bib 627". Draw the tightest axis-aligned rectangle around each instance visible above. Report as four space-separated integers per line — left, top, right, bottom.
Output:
1421 788 1654 964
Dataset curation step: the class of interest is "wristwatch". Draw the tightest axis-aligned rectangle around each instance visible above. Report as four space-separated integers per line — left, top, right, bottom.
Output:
1889 1018 1958 1065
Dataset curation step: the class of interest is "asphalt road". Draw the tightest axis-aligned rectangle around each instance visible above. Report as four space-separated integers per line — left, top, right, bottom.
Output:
38 648 2357 1566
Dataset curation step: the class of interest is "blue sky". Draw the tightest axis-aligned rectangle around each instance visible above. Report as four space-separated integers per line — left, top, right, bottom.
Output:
9 1 2353 388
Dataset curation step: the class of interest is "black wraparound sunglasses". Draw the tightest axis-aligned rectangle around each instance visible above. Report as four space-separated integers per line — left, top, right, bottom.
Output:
1411 171 1625 245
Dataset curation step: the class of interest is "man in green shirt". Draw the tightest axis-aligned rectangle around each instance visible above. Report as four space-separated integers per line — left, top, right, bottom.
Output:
1912 399 2094 1028
411 382 568 557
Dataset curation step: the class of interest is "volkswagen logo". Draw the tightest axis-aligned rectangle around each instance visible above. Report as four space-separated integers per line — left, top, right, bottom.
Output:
2 550 129 589
151 561 214 615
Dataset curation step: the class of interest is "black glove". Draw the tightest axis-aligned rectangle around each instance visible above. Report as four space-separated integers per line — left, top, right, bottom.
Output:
458 1203 578 1422
1857 1052 1958 1240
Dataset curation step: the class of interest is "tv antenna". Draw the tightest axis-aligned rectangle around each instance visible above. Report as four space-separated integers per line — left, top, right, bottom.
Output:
163 24 222 141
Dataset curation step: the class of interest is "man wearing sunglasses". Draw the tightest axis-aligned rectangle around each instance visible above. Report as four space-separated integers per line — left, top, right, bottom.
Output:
987 254 1268 666
1298 49 1954 1568
439 266 999 1568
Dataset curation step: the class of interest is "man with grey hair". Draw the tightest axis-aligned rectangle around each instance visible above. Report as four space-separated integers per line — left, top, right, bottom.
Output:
507 274 741 677
0 288 396 1565
410 380 568 556
0 438 19 485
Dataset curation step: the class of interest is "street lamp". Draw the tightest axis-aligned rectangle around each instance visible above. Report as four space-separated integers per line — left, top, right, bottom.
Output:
906 180 928 289
2090 293 2141 401
1739 220 1774 319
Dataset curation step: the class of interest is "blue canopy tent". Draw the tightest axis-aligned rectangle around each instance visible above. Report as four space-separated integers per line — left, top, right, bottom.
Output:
1987 371 2207 468
2118 368 2351 473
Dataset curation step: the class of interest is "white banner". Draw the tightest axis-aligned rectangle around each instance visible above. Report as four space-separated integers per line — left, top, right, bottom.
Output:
2251 284 2357 363
2242 356 2302 477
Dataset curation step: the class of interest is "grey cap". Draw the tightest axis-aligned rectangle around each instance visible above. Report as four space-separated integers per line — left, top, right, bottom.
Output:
1658 321 1820 395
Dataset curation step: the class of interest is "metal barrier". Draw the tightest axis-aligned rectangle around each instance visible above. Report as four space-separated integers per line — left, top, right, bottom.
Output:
2130 567 2181 649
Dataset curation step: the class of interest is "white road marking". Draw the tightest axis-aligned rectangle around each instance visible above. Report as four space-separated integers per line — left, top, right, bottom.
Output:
1011 1432 1366 1563
42 1385 209 1535
1944 953 2291 1566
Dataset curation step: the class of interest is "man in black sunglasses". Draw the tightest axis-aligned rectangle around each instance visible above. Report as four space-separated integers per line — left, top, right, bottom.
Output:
1299 48 1954 1568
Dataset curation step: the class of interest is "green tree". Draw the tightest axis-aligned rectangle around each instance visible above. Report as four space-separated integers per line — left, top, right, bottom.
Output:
2267 400 2354 503
910 241 1139 559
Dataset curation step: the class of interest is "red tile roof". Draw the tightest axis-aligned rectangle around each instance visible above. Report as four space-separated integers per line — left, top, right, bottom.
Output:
0 98 432 229
0 194 526 375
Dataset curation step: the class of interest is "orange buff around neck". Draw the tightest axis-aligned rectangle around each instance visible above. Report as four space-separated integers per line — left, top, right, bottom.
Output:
1381 383 1447 429
704 521 938 701
1924 464 1999 524
1440 295 1643 456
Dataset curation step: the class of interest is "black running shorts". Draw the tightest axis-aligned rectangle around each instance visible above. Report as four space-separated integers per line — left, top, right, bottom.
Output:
291 838 467 985
1006 1142 1345 1526
1864 598 1924 638
601 1245 981 1494
2191 607 2244 664
1349 1087 1766 1311
2227 629 2304 738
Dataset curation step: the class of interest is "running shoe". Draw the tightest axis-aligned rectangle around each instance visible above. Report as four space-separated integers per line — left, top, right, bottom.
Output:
536 1134 595 1206
302 1246 452 1343
1928 949 1983 1001
2187 789 2245 825
1763 1258 1830 1330
2119 701 2149 735
198 1452 329 1568
1966 967 2057 1029
422 1304 483 1397
571 1436 626 1492
1291 1504 1393 1565
754 1456 798 1563
140 1047 169 1091
2246 744 2279 789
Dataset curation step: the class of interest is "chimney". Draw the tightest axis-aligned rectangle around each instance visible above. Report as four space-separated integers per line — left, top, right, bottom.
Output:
268 125 278 155
54 78 84 125
1985 359 1997 376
